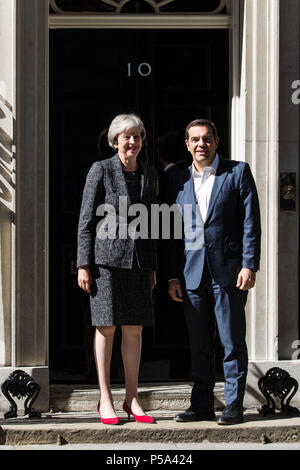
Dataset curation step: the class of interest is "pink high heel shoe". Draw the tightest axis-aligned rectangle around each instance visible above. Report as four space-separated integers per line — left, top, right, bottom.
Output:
97 401 120 425
123 401 155 423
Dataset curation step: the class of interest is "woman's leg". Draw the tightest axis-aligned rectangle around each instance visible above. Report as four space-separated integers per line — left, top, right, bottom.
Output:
94 326 118 418
121 325 145 415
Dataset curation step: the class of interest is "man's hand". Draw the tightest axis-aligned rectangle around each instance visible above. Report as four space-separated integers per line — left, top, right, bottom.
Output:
168 279 184 302
78 266 92 294
236 268 256 290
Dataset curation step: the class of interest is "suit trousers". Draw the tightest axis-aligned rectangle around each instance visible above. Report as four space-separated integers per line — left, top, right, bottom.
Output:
183 262 248 411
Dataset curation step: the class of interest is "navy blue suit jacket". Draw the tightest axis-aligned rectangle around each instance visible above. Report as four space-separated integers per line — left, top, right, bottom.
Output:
168 156 261 289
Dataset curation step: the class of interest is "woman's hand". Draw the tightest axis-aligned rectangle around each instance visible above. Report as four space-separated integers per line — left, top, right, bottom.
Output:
78 266 92 294
152 271 157 289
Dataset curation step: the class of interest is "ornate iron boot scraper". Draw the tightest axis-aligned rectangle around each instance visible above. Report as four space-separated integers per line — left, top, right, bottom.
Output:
258 367 300 416
1 370 41 419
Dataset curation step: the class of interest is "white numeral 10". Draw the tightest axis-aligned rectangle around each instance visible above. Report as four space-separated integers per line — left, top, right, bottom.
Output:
128 62 152 77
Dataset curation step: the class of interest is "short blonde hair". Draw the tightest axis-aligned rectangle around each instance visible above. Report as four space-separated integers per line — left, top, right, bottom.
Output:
107 114 146 148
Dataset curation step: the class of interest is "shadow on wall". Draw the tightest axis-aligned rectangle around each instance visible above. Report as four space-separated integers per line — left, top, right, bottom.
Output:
245 361 300 409
245 362 267 406
0 94 15 215
0 93 15 368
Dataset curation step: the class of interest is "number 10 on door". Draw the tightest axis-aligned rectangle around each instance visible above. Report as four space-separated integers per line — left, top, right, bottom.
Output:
127 62 152 77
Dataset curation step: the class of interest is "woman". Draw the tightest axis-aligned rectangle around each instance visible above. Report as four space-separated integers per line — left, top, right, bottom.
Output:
77 114 157 424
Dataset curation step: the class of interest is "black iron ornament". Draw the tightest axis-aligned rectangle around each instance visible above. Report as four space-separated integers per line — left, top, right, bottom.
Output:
1 370 41 419
258 367 300 416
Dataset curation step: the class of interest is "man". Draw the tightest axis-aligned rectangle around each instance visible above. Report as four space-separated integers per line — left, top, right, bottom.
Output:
167 119 261 425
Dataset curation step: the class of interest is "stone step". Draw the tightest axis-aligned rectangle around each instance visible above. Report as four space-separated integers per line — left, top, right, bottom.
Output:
49 382 226 413
1 409 300 446
2 382 300 446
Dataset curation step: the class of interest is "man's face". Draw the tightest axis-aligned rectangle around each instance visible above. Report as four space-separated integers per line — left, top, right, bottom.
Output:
185 125 219 169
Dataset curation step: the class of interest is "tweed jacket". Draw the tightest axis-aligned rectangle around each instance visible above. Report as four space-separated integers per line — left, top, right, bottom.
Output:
77 154 158 271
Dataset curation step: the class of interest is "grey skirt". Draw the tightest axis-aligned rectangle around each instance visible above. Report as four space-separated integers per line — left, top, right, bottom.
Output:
90 265 154 327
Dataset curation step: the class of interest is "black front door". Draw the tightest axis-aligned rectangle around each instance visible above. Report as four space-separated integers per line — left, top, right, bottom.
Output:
49 28 229 383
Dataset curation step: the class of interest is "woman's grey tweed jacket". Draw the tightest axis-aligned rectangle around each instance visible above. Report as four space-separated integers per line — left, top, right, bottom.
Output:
77 154 158 271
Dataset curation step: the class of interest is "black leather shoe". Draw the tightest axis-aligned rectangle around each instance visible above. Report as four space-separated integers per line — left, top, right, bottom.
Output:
174 408 216 422
217 405 244 425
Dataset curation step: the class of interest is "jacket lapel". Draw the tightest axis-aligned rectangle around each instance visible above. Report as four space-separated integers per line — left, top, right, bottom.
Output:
140 160 158 204
182 166 197 206
180 166 200 227
205 157 228 223
109 154 151 204
109 154 131 203
139 161 147 202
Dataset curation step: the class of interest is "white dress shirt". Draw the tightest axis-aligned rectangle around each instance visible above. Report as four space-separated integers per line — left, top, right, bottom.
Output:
168 154 219 282
192 154 219 221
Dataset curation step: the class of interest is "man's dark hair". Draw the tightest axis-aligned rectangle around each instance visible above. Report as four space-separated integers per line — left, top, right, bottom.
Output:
185 119 218 140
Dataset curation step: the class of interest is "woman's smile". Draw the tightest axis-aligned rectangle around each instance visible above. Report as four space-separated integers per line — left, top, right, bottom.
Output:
116 127 143 163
